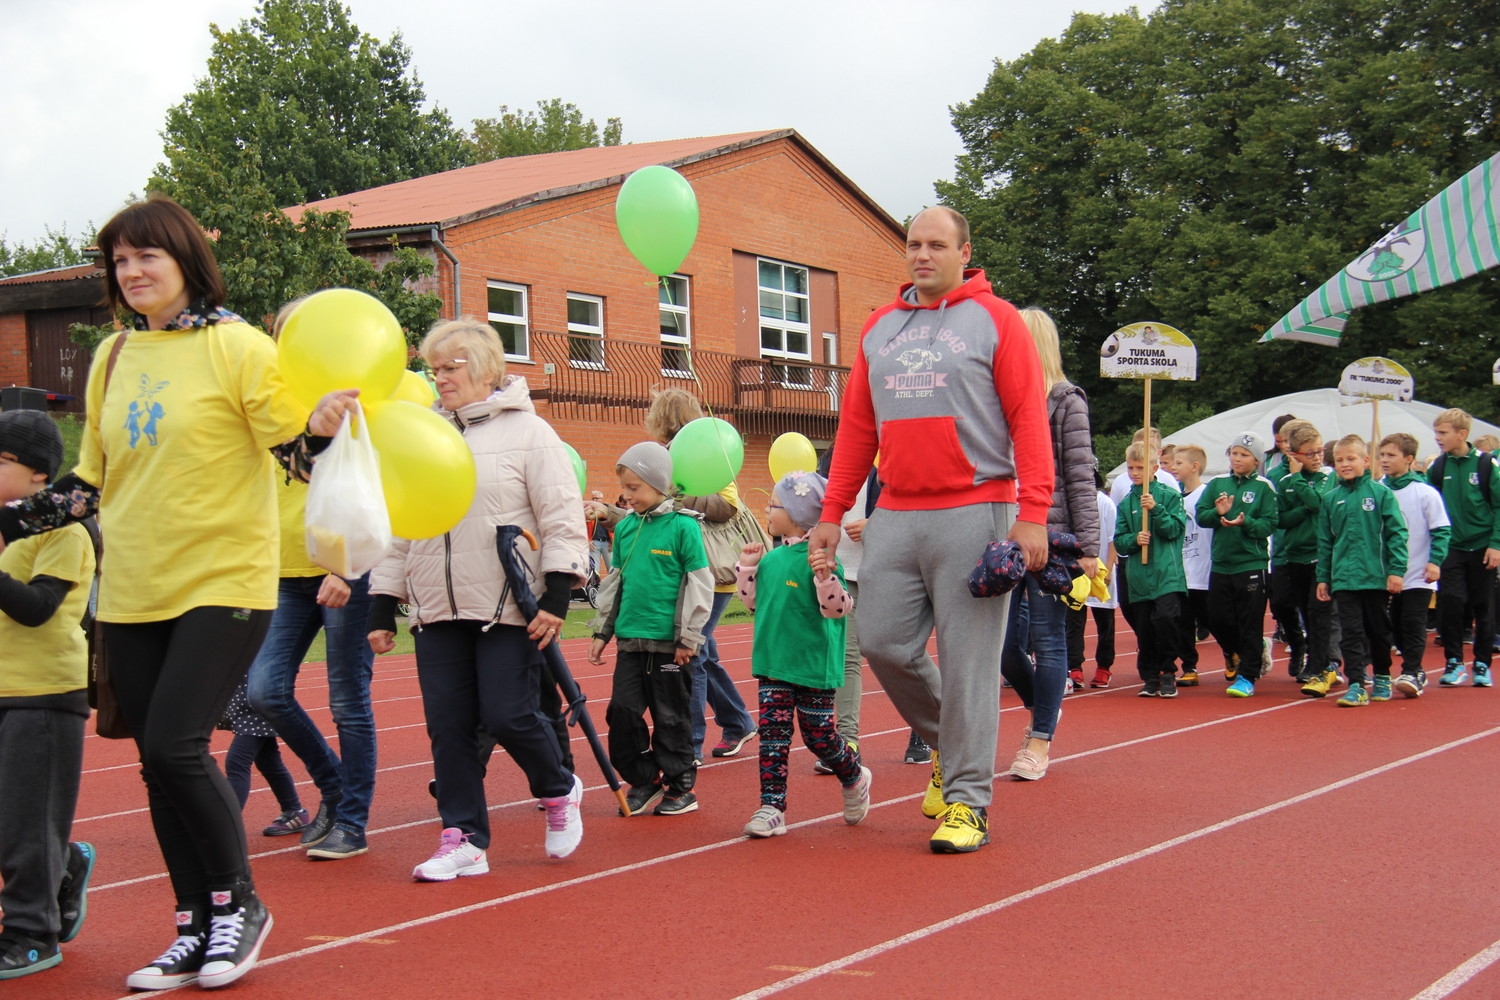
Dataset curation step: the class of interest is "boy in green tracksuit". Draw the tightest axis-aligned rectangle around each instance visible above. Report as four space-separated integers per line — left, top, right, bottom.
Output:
1270 420 1333 686
1115 443 1189 697
1428 408 1500 687
589 442 713 816
1196 432 1280 697
1316 436 1408 706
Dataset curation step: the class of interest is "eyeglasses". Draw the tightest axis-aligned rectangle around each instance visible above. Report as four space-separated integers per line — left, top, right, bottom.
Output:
432 360 468 377
766 503 784 511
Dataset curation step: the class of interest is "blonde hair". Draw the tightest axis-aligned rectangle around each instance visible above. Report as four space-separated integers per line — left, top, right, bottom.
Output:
1334 434 1368 456
1282 420 1322 452
644 387 704 444
1177 444 1206 471
1477 434 1500 452
270 295 311 339
1131 426 1163 448
1018 307 1065 393
1125 442 1147 463
1435 408 1472 434
421 318 507 390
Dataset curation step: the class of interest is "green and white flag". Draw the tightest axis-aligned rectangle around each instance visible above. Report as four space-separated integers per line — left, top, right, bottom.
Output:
1261 152 1500 345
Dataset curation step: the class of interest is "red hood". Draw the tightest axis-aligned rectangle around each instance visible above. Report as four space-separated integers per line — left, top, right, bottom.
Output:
893 268 992 310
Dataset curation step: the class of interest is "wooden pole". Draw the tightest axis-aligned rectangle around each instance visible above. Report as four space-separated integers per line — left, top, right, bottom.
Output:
1141 377 1152 565
1371 398 1381 446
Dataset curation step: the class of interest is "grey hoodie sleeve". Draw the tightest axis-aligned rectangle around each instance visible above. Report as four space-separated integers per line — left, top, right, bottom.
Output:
1052 386 1102 559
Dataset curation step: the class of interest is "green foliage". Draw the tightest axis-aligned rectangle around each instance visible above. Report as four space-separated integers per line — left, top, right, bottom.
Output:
54 413 85 480
0 226 94 277
154 0 469 206
468 98 624 161
940 0 1500 446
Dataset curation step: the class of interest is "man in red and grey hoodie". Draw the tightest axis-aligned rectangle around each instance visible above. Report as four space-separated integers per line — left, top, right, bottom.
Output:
808 206 1053 854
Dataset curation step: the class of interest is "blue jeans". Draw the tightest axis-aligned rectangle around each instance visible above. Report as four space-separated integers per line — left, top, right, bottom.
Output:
1000 575 1067 741
247 575 376 833
690 590 755 756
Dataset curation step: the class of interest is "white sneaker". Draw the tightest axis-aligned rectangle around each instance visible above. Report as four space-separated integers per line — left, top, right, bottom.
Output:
841 766 873 825
412 828 489 881
541 774 584 859
743 805 787 838
1261 637 1273 674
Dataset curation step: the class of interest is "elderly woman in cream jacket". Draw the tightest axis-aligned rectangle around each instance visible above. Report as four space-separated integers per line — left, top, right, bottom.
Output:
368 319 589 880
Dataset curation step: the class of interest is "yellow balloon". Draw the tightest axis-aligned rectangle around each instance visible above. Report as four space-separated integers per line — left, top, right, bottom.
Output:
390 369 437 407
365 400 477 539
768 432 818 482
277 289 407 409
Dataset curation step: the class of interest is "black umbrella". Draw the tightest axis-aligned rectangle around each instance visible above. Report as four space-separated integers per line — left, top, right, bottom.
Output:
495 524 628 816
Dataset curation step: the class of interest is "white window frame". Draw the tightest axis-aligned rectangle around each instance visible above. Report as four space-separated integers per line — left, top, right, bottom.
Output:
487 280 530 361
757 258 813 387
566 292 606 370
659 274 692 378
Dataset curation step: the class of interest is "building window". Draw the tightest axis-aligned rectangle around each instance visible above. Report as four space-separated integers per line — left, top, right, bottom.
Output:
487 281 529 360
758 258 811 385
566 293 605 369
659 275 691 377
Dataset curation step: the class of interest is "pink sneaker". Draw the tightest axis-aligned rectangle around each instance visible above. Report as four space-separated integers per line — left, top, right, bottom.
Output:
411 828 488 881
540 775 584 859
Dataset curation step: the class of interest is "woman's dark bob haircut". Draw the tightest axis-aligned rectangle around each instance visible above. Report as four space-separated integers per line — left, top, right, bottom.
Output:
97 194 226 314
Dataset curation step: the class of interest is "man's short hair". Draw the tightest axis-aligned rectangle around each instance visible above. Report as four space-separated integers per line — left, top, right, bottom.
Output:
1379 432 1420 458
1125 442 1147 463
1435 408 1472 434
1282 420 1322 452
1177 444 1206 470
1334 434 1368 455
914 206 971 247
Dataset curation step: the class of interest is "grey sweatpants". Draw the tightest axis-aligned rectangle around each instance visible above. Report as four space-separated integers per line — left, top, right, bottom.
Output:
0 705 85 940
834 579 863 742
858 503 1015 809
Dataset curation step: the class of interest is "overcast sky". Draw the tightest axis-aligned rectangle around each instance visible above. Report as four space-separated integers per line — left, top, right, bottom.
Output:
1 0 1146 248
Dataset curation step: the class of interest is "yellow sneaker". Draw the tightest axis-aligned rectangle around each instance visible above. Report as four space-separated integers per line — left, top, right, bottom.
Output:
1225 653 1239 682
920 750 946 818
1301 669 1336 698
929 802 989 854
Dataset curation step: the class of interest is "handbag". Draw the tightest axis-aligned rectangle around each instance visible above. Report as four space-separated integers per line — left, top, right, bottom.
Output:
89 334 133 739
701 497 771 587
304 401 393 577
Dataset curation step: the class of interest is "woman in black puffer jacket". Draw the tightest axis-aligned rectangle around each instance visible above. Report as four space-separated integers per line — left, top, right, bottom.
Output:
1000 308 1101 781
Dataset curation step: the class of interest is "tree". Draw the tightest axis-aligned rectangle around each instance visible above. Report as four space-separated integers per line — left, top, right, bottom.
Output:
939 0 1500 442
468 99 623 161
154 0 469 207
0 226 94 277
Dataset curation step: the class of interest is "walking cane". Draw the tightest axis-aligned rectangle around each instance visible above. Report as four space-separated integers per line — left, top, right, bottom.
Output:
495 524 629 816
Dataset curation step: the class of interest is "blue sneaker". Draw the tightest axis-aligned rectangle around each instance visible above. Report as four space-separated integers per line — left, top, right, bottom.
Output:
1440 660 1469 686
1227 676 1255 698
1337 684 1370 707
1474 664 1493 688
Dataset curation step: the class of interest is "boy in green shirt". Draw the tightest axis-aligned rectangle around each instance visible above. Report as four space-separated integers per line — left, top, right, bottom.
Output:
1316 436 1408 706
1428 408 1500 686
1270 420 1334 689
1196 432 1279 697
589 442 713 816
1115 443 1189 697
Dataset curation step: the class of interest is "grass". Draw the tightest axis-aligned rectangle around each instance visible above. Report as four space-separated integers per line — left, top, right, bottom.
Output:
300 593 754 663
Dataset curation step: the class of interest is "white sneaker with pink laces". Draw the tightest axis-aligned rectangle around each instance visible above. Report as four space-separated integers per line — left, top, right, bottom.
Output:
412 828 488 881
540 774 584 859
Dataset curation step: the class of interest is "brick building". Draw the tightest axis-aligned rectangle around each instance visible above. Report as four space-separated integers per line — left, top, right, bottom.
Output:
0 129 909 503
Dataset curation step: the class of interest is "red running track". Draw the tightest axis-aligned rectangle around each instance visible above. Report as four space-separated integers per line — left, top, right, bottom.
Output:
13 616 1500 999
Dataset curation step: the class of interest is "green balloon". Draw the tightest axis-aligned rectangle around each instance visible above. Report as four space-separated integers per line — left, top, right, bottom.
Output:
563 442 587 496
669 417 744 496
615 165 700 276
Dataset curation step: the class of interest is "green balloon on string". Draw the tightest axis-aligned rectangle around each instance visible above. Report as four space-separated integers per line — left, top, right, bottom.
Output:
669 417 744 495
615 165 700 276
562 442 587 496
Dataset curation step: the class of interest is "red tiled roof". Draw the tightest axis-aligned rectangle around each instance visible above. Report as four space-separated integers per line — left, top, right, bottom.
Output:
0 262 103 286
287 129 895 233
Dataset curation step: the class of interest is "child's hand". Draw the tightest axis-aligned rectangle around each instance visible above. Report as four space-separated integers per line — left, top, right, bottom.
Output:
740 542 764 566
808 548 831 578
588 637 606 665
1424 562 1441 584
1220 512 1245 528
1136 530 1151 547
1386 574 1404 594
1316 582 1331 602
1140 491 1156 510
673 645 694 666
1214 492 1233 515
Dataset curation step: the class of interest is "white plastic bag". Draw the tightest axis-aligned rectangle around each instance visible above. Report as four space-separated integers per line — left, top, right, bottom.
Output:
305 401 393 577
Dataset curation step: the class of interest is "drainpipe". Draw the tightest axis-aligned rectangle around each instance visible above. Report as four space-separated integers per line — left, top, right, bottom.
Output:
428 228 461 318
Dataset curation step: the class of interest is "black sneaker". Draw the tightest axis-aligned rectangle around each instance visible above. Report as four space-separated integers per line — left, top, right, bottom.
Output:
57 841 95 943
1138 679 1160 697
903 731 932 765
1158 674 1178 699
299 798 339 847
198 887 273 989
654 791 699 816
126 910 206 990
307 826 368 860
0 933 60 981
621 783 664 817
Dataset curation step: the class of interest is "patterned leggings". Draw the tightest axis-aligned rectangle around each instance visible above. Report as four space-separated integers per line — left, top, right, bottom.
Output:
758 679 861 810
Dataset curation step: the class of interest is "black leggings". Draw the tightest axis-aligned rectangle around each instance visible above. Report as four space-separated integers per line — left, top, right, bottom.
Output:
104 606 271 905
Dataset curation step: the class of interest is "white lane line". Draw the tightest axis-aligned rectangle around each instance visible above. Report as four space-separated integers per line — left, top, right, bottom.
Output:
730 725 1500 1000
1410 938 1500 1000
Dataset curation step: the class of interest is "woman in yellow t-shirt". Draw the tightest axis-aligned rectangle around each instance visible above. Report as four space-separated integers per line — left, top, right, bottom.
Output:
0 195 355 992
